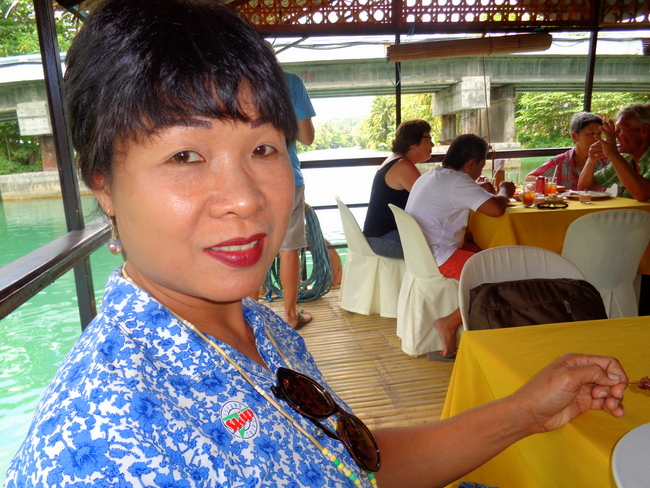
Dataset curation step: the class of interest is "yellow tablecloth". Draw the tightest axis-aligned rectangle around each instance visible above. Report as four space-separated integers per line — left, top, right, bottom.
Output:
468 197 650 274
442 316 650 488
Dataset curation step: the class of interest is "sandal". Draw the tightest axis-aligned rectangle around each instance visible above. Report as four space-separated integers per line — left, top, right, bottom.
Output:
427 351 457 362
293 310 312 330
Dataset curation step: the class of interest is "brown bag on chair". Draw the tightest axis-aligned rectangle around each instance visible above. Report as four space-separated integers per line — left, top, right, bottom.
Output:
468 278 607 330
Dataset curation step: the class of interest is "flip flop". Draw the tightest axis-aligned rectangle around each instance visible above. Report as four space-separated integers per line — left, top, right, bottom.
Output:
427 351 457 362
293 310 312 330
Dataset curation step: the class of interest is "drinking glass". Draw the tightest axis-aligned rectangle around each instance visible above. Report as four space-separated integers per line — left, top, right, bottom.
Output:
521 181 535 207
506 172 520 186
545 176 557 196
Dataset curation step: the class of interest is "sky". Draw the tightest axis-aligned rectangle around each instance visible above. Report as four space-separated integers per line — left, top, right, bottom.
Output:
310 96 375 122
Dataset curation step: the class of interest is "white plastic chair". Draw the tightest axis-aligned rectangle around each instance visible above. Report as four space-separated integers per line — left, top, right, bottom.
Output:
389 205 460 356
459 245 586 330
561 209 650 319
336 197 405 318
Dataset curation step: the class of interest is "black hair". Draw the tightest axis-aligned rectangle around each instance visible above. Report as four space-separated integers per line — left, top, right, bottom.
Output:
391 119 432 154
442 134 489 170
65 0 297 188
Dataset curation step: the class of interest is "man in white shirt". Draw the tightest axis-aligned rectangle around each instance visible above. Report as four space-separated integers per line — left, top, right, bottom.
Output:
406 134 515 360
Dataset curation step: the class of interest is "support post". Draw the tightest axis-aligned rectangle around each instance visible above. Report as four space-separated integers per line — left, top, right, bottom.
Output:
584 30 598 112
33 0 97 329
395 33 401 127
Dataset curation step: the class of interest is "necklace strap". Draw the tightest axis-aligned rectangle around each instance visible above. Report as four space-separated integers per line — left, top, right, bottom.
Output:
119 265 376 486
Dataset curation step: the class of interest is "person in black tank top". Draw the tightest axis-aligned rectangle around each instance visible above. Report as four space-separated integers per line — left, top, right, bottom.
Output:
362 119 434 258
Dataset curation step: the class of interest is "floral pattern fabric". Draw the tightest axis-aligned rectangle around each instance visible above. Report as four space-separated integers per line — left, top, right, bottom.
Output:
4 269 373 488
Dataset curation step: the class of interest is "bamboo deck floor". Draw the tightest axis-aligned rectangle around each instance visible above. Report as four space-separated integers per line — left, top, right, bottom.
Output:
263 286 453 430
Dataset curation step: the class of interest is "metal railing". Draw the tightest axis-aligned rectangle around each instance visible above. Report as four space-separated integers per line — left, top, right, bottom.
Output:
0 146 569 324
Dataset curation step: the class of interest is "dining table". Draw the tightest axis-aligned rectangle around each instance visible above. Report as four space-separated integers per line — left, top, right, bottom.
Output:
468 195 650 274
441 315 650 488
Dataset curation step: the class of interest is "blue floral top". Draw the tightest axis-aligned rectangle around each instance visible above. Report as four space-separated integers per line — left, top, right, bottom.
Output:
4 269 374 488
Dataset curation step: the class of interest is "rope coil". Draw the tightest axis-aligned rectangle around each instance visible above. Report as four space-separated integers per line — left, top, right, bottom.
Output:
263 203 333 302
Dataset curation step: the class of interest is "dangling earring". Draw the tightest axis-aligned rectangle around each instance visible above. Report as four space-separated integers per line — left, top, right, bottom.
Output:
108 216 123 255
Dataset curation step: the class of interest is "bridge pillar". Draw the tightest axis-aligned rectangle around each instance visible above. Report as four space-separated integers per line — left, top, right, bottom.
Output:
441 114 457 143
40 135 57 171
16 101 57 171
433 77 517 146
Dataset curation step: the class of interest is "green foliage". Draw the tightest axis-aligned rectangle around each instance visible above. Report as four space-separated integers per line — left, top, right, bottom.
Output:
298 118 364 152
0 0 80 56
359 95 441 150
0 122 41 173
0 155 41 175
516 92 650 148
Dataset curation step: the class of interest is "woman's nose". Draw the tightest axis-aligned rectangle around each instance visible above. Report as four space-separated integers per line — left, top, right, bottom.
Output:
206 163 266 219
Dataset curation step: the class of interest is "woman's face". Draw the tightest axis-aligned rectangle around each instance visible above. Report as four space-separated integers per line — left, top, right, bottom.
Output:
93 103 294 307
572 122 602 154
410 132 434 163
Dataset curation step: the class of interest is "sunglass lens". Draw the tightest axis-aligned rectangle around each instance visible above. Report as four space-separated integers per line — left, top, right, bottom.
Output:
340 414 381 472
278 368 336 417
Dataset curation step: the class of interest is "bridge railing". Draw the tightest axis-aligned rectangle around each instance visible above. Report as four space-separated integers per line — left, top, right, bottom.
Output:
0 146 570 323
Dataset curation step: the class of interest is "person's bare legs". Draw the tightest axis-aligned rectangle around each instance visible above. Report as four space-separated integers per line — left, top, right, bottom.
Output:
280 249 311 328
434 308 462 356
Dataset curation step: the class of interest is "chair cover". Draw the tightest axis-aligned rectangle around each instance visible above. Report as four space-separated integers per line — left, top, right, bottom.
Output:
389 205 460 356
459 245 585 330
336 198 405 318
561 209 650 319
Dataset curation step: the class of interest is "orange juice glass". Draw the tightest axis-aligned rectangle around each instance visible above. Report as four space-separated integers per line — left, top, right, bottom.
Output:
545 182 557 195
522 191 535 206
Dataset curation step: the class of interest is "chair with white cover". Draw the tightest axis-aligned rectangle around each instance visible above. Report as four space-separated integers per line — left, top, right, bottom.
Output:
561 209 650 319
336 197 405 318
459 245 586 330
389 204 460 356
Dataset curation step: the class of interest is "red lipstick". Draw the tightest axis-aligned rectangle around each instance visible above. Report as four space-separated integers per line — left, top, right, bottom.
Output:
205 234 265 268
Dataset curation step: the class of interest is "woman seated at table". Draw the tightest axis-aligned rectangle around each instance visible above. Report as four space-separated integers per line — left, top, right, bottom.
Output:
362 119 433 258
4 2 630 487
525 111 608 190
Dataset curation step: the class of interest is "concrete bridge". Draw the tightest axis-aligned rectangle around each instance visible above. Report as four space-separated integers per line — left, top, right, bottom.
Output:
282 52 650 143
285 54 650 97
1 45 649 166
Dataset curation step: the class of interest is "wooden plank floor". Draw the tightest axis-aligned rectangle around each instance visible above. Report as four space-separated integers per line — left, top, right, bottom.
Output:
263 286 453 430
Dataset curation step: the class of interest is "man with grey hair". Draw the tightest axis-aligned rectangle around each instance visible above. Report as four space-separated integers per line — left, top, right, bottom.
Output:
526 111 608 190
578 102 650 202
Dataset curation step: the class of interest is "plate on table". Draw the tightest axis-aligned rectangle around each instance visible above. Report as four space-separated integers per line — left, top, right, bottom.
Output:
544 195 566 204
612 423 650 487
565 191 611 200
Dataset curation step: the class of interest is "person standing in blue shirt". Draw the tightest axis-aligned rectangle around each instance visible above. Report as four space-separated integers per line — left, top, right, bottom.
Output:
279 70 316 329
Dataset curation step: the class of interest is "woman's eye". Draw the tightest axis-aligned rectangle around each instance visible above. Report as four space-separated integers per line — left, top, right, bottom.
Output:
252 145 276 158
168 151 203 164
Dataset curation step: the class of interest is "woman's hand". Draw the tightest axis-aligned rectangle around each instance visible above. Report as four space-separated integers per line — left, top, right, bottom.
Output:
512 353 627 435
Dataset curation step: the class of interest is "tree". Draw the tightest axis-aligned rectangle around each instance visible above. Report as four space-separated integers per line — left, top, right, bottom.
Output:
360 95 442 150
297 119 363 152
516 92 650 148
1 1 80 56
0 122 41 174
